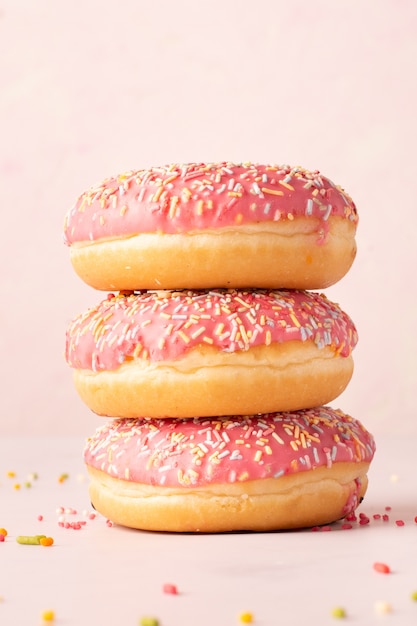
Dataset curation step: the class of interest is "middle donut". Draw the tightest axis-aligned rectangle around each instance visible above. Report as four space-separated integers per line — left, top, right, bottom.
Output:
65 289 358 419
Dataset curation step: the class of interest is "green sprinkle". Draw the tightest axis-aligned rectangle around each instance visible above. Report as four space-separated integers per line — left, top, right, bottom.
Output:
16 535 46 545
331 607 346 619
411 591 417 601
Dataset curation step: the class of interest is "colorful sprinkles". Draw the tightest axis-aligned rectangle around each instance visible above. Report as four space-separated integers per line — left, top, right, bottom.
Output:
84 407 375 488
66 289 357 372
64 162 358 244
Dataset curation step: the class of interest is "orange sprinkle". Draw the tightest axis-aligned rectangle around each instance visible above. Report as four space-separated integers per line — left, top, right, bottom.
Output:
261 187 284 196
40 537 54 547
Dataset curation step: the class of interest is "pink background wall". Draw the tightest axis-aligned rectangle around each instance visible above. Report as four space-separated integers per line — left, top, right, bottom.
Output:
1 0 416 437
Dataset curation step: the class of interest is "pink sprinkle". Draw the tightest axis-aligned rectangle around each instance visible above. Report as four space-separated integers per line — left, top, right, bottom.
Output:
58 522 64 528
385 506 392 511
359 516 370 526
88 513 96 520
373 514 381 520
341 523 353 530
345 512 357 522
311 526 320 532
37 515 43 521
373 562 391 574
395 520 405 526
321 525 332 532
163 583 178 595
414 516 417 524
382 514 389 522
0 534 5 542
106 519 113 527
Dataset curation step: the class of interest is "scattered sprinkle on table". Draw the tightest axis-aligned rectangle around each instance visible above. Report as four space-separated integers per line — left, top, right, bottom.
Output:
330 606 346 619
373 562 391 574
139 617 159 626
162 583 178 595
41 609 55 622
374 601 392 614
16 535 46 545
39 537 54 547
411 591 417 602
239 612 253 623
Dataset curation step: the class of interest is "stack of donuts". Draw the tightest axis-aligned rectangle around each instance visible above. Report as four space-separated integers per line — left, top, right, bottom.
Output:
64 162 375 532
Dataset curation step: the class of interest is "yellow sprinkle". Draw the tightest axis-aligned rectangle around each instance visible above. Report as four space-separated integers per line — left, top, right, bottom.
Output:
239 612 253 623
289 313 301 327
13 483 21 490
163 174 179 186
41 609 55 622
202 336 214 344
196 200 204 215
168 196 179 217
6 471 16 478
152 185 164 202
265 330 272 346
331 606 346 619
178 330 190 344
133 342 143 357
254 450 262 463
261 187 284 196
120 204 128 216
215 322 225 336
139 618 159 626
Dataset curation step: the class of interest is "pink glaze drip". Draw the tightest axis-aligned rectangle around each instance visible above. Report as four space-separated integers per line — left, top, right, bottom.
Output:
65 289 358 372
63 162 358 244
83 408 375 487
342 478 363 516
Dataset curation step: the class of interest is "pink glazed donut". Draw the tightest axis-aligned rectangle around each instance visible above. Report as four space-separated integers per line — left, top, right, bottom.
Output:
65 288 358 418
84 407 376 532
63 162 358 291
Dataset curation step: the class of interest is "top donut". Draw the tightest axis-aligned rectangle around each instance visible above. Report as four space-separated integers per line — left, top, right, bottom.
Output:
64 162 358 291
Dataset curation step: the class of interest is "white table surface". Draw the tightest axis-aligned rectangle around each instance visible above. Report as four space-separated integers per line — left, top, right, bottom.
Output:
1 434 416 626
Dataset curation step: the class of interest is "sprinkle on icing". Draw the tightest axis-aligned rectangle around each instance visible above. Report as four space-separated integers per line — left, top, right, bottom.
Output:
65 289 358 371
63 162 358 244
83 407 376 487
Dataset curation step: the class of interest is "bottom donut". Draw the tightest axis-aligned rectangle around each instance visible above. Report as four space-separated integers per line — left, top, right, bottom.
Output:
84 407 376 532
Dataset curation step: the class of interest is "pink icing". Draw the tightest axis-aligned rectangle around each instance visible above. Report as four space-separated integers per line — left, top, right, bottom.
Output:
83 407 375 487
65 289 358 372
63 162 358 244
